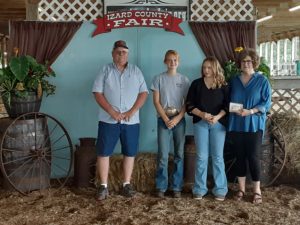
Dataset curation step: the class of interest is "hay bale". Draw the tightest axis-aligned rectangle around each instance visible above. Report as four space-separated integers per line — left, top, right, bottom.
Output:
95 153 157 193
108 154 124 192
271 112 300 177
95 153 177 193
132 153 157 192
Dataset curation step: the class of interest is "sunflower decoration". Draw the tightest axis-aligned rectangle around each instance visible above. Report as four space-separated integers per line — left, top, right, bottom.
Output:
234 46 244 53
223 47 244 81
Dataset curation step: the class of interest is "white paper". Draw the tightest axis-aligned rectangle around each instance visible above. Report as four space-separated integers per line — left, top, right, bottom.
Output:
229 102 243 113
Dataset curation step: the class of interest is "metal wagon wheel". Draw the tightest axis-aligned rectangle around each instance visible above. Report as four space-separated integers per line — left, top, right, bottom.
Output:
0 112 73 195
264 115 286 187
224 114 286 187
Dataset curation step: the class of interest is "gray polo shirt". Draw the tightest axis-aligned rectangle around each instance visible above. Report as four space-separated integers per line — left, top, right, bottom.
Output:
151 72 190 114
93 63 148 124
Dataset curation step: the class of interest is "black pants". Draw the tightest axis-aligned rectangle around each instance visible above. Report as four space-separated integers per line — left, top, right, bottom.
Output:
231 131 263 182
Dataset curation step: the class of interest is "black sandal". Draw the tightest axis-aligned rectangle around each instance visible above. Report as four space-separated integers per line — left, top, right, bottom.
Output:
252 193 262 204
234 190 245 201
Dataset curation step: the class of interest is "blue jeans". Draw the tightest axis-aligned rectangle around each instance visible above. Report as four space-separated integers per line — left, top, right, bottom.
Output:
156 117 186 192
193 120 228 197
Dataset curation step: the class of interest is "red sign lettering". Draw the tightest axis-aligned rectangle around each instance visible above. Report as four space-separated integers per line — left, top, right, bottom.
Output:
92 10 184 36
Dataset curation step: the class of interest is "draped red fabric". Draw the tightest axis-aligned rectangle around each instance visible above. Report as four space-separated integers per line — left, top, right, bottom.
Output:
189 21 256 66
9 21 82 65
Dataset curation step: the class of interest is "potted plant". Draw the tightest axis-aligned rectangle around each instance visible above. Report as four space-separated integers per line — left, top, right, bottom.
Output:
224 60 240 82
0 48 56 118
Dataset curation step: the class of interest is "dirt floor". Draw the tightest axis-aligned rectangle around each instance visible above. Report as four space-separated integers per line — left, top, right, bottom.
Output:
0 183 300 225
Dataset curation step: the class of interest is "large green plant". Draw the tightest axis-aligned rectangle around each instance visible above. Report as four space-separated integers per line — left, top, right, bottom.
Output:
224 60 240 82
0 52 56 106
257 57 271 81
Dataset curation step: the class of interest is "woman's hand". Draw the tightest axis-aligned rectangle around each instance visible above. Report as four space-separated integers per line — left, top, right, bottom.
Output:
236 109 252 117
166 115 181 129
208 110 225 124
208 115 220 124
202 112 213 122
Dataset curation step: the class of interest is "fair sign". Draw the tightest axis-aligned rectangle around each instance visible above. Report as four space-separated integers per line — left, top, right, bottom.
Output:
92 10 184 36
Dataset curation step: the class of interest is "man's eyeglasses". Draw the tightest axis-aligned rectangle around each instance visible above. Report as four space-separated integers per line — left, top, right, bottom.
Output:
241 60 253 64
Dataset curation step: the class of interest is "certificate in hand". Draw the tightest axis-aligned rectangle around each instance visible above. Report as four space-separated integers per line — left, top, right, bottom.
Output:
229 102 243 113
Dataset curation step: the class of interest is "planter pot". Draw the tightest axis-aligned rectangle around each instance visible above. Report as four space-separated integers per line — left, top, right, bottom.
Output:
3 92 42 118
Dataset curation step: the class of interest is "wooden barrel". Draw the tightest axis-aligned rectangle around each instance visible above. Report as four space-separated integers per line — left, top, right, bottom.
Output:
3 92 41 118
0 116 51 192
183 135 196 185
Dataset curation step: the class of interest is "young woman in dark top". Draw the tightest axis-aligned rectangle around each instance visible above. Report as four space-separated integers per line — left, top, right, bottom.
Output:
186 56 229 201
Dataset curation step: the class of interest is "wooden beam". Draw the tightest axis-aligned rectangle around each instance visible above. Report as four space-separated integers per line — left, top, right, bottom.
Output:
26 0 39 20
253 0 291 4
27 0 41 3
0 21 9 35
0 0 25 8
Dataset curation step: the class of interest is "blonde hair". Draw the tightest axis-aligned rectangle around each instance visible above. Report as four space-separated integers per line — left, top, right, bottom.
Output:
164 50 180 63
202 57 227 89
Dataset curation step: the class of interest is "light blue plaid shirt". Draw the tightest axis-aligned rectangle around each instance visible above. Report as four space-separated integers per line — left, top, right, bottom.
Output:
93 63 148 124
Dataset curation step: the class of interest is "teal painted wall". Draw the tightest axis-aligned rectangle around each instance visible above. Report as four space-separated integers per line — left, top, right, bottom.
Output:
41 21 205 153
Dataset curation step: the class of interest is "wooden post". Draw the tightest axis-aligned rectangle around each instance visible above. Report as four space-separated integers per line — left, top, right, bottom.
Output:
0 34 8 67
26 0 41 20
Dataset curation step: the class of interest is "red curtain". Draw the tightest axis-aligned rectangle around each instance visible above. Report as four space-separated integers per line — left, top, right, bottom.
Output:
189 21 256 66
9 21 82 65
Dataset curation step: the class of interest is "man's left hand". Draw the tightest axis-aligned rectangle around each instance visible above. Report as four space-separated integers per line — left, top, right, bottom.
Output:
122 110 134 122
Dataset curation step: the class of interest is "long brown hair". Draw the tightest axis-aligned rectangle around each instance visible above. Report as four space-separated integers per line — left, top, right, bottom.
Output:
202 56 227 89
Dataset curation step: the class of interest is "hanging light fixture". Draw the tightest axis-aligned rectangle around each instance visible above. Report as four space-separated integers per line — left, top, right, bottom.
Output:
257 15 273 23
289 5 300 12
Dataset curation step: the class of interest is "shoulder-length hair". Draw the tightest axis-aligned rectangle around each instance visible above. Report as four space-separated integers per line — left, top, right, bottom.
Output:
238 48 260 69
202 56 227 89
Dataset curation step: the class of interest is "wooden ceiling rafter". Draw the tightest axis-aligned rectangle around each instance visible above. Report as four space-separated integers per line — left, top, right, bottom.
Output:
253 0 300 43
0 0 26 22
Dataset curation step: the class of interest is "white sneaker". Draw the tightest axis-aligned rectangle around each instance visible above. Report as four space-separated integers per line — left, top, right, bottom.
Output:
193 194 203 200
215 196 225 201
